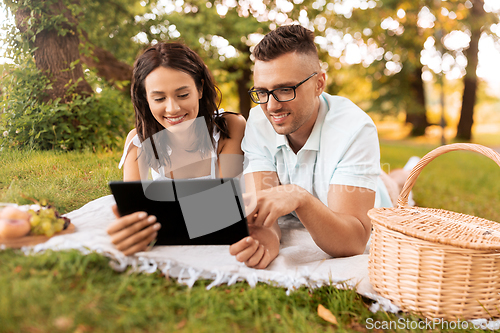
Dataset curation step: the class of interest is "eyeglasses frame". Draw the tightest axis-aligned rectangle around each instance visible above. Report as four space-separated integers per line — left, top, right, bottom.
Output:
248 72 318 104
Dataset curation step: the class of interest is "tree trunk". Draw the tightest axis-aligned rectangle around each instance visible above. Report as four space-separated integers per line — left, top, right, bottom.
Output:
15 1 92 102
405 65 429 136
456 0 485 141
236 67 252 119
80 32 133 93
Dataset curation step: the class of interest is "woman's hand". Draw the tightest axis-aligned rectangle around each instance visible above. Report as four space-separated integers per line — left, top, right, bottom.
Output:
107 205 161 256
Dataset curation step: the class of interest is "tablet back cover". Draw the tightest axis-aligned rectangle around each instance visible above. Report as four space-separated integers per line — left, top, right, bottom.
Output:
109 179 249 245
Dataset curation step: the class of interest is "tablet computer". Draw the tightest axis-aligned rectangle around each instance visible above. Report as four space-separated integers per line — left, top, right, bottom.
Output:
109 178 249 246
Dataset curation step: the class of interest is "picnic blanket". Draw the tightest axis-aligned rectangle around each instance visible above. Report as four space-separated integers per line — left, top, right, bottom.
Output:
17 195 500 328
15 194 393 312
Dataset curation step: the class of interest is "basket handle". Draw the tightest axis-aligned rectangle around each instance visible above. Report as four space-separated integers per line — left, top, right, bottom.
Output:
397 143 500 208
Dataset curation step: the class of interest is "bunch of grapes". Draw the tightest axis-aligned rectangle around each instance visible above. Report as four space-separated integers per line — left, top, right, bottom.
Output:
28 206 70 237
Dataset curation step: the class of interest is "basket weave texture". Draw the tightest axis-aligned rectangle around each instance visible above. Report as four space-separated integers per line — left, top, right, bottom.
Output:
368 143 500 320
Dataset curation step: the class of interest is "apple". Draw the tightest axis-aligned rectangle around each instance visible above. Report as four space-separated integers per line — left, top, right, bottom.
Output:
0 206 31 221
0 218 31 238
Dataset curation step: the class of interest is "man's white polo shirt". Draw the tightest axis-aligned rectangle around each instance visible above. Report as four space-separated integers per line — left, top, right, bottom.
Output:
242 92 391 208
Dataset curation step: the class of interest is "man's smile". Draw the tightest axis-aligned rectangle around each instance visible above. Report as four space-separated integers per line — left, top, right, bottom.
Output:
270 113 290 124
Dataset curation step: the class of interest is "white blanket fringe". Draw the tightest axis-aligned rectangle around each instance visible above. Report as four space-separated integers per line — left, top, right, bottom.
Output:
12 195 500 327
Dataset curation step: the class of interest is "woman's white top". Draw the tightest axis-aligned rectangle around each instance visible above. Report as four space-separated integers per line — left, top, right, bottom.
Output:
118 131 220 180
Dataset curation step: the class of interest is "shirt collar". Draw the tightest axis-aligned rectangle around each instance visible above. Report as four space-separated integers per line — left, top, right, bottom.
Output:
274 94 328 152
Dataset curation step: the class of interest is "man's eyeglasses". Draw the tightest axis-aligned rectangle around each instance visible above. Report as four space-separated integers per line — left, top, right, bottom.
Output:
248 72 318 104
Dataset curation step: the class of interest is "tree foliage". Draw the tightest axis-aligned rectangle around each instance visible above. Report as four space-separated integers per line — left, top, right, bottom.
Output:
1 0 499 145
0 0 134 150
304 0 436 135
300 0 499 138
0 53 132 150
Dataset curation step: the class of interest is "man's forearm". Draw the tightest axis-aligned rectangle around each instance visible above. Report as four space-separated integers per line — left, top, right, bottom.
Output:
292 185 371 257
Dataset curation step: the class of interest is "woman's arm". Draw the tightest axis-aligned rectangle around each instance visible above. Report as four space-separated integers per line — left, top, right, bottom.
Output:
217 113 246 178
108 128 161 255
122 129 142 181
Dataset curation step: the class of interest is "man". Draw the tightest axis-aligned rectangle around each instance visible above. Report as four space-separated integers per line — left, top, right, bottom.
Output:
229 25 392 269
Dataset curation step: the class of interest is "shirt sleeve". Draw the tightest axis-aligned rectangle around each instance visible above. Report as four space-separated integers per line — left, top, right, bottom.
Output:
329 122 381 192
241 113 277 175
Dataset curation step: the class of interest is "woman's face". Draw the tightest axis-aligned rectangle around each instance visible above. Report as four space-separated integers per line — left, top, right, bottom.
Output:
144 66 202 129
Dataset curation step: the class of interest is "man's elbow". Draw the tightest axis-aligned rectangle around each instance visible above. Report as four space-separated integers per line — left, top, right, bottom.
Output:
328 246 364 258
345 242 367 257
324 236 369 258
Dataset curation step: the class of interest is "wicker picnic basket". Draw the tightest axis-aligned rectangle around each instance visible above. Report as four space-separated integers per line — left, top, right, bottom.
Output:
368 143 500 320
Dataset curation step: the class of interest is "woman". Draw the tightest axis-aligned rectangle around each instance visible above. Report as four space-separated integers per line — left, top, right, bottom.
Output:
107 42 246 256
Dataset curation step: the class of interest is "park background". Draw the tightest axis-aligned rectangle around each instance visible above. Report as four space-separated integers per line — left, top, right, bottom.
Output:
0 0 500 332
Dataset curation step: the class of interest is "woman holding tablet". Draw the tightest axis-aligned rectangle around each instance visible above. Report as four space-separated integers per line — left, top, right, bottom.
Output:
107 42 249 257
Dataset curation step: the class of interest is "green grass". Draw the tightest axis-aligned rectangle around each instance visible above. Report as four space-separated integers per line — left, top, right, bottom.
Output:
0 149 122 213
1 249 479 333
1 143 499 332
380 141 500 222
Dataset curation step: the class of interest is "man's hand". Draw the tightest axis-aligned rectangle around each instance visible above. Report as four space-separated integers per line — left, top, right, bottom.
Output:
229 224 280 269
244 184 305 228
107 205 161 256
244 179 374 258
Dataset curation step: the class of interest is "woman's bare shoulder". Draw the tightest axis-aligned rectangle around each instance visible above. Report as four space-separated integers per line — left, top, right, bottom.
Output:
221 112 246 137
125 128 138 146
217 112 245 155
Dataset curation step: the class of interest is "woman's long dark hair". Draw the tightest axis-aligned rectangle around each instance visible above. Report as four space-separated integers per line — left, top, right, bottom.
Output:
131 42 230 169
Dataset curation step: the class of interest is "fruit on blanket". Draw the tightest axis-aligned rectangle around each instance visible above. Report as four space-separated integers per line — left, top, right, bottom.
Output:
0 206 31 221
28 206 69 237
0 201 71 239
0 207 31 238
0 218 31 238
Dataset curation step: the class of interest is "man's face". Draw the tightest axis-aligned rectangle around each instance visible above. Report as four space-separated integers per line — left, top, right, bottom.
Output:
253 52 324 137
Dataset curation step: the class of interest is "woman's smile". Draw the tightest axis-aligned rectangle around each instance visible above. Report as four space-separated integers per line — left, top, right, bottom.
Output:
165 114 188 125
145 66 202 129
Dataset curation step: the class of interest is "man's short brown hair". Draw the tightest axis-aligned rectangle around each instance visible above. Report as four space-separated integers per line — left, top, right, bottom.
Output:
253 25 318 61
